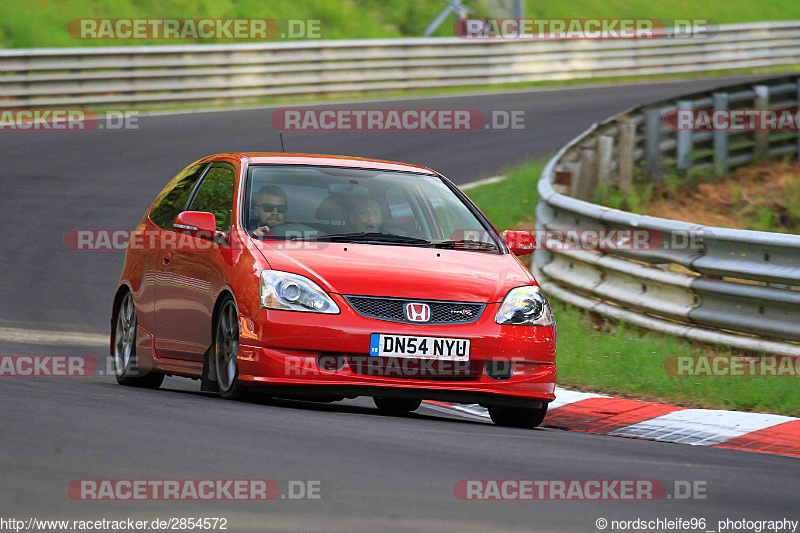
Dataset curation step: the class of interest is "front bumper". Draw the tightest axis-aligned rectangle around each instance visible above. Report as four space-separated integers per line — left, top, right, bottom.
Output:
237 294 556 406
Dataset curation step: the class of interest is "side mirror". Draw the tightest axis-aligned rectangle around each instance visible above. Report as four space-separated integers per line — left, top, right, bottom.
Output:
173 211 219 240
502 230 536 256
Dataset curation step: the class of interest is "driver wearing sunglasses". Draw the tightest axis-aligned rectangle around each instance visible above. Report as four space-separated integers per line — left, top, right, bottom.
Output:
253 185 289 237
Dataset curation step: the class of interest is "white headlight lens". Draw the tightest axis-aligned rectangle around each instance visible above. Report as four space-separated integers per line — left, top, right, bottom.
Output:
261 271 340 314
495 286 554 326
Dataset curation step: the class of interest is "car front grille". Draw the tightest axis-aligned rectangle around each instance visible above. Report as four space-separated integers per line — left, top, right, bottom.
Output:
343 295 485 325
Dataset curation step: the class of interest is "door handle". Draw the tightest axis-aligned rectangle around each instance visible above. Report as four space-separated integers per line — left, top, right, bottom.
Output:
162 253 172 266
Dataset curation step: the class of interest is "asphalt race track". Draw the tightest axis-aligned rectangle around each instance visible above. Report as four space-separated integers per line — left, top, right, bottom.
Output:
1 75 798 532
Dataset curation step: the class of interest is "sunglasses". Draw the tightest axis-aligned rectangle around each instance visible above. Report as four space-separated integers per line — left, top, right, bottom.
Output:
256 203 288 213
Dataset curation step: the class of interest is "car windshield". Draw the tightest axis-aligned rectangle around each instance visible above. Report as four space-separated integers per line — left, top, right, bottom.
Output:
244 164 501 251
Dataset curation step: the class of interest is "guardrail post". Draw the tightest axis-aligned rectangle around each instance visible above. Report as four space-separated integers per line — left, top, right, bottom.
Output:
713 92 729 176
796 78 800 160
567 160 582 198
596 135 614 188
645 108 661 180
575 148 597 201
753 85 770 162
618 119 636 190
676 100 693 172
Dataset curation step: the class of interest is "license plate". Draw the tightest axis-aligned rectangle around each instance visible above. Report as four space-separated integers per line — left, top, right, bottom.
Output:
370 333 470 361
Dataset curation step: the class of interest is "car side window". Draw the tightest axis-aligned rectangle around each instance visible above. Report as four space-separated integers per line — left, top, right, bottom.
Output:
149 164 208 231
187 163 236 231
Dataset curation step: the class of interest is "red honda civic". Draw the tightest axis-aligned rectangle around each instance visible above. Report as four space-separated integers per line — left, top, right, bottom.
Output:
111 153 556 428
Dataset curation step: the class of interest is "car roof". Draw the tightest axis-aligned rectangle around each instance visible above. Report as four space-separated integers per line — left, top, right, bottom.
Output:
203 153 438 175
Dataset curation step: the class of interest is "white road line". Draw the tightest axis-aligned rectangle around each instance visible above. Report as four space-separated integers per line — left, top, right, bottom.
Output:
421 402 491 422
0 326 108 347
423 387 600 420
548 388 608 409
440 403 490 419
459 175 507 191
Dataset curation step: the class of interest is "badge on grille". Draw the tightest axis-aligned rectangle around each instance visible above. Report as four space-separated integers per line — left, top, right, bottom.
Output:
404 303 431 322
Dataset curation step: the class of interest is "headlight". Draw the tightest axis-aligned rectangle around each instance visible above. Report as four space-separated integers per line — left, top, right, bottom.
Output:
260 271 340 314
495 286 554 326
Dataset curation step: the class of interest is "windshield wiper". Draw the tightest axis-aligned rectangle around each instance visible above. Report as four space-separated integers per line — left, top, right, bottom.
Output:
432 239 499 251
289 232 497 250
293 232 433 245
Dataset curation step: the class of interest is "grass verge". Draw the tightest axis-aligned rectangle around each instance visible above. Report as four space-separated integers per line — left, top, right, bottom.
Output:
617 159 800 233
3 0 800 48
465 159 799 417
463 159 545 230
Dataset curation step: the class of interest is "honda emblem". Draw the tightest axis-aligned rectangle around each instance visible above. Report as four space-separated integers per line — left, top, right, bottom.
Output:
405 303 431 322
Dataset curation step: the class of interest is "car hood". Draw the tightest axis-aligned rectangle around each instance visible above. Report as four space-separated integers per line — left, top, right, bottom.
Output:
250 239 535 303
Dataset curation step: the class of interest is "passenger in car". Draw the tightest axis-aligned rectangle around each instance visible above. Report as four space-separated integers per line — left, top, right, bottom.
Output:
348 196 383 233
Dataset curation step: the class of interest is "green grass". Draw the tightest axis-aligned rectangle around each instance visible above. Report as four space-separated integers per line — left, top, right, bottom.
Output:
2 0 800 48
595 181 655 214
0 0 480 47
521 0 800 24
552 301 799 416
593 157 800 233
463 159 545 230
466 158 800 416
744 170 800 232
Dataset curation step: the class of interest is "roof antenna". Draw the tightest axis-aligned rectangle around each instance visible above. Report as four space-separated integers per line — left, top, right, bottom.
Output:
280 133 285 153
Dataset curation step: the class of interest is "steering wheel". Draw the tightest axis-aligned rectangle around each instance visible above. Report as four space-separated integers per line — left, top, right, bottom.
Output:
270 223 321 240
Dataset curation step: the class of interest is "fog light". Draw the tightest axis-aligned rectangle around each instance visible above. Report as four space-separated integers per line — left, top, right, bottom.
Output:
484 360 513 381
316 353 346 371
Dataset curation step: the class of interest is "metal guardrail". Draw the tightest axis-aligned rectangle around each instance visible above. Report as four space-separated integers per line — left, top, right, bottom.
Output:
534 74 800 356
1 21 800 109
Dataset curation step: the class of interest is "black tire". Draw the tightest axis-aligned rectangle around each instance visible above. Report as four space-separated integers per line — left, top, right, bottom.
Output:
488 404 548 429
373 396 422 414
214 296 249 401
113 292 165 389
